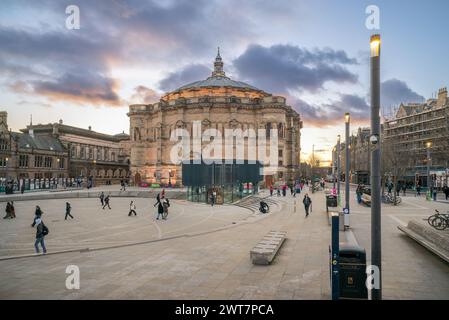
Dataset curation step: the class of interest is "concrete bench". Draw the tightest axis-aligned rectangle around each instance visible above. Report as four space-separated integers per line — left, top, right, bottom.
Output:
250 230 286 265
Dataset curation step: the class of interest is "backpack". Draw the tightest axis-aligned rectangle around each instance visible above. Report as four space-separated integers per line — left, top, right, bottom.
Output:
42 224 49 236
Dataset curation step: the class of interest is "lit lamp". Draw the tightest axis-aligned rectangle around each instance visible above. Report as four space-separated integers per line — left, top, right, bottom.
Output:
345 112 350 123
370 34 381 57
426 141 432 193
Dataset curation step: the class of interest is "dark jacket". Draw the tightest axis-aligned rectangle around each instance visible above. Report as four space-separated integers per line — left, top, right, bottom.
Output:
158 202 164 214
303 196 312 207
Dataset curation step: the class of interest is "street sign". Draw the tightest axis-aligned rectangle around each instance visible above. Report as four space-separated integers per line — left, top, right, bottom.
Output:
343 207 349 214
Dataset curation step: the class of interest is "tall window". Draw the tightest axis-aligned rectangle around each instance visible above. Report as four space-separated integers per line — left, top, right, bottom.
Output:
80 146 85 159
59 158 65 169
71 145 77 158
0 157 7 167
34 155 43 167
19 154 29 168
111 152 116 162
266 122 272 138
44 156 53 168
89 147 93 159
0 138 8 150
278 123 284 139
97 148 102 160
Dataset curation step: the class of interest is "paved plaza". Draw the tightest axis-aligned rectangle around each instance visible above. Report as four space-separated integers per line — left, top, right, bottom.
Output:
0 187 448 299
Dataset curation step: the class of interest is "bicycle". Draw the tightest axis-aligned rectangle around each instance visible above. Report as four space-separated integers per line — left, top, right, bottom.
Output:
426 210 449 231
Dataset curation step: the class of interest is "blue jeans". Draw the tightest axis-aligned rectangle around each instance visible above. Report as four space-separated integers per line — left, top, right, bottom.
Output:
35 237 46 253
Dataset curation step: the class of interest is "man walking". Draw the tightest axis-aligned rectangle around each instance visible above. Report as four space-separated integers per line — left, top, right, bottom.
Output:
128 201 137 216
103 195 111 210
32 217 48 254
99 192 105 207
443 185 449 200
303 193 312 218
65 202 74 220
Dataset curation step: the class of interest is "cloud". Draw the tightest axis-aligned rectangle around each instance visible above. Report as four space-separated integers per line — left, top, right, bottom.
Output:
158 64 211 92
129 86 160 104
291 94 369 127
381 79 424 108
233 44 358 93
32 72 122 106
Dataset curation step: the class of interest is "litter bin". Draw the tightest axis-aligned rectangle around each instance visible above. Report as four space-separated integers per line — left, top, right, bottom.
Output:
339 244 368 299
326 194 337 212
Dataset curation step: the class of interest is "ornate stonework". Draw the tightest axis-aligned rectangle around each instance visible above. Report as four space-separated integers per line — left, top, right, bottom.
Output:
128 51 303 186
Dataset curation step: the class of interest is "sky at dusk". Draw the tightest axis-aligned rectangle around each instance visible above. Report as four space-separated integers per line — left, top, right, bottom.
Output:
1 0 448 164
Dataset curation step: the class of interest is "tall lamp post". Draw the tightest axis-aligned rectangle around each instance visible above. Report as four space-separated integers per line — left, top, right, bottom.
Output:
337 135 341 205
426 141 432 196
332 147 336 190
168 169 172 187
370 34 382 300
345 113 350 228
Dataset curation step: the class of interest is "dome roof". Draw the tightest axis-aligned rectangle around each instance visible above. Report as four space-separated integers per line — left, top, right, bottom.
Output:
177 75 259 91
168 48 264 94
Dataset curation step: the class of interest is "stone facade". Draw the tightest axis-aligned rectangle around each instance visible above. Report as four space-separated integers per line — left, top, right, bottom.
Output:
20 120 131 185
128 52 303 187
0 111 69 181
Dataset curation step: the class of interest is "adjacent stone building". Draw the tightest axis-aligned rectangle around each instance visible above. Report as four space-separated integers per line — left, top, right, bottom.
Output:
0 112 69 190
20 120 131 185
128 51 303 187
383 87 449 187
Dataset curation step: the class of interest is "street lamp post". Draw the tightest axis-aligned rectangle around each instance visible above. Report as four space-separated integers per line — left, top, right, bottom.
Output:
426 141 432 197
345 113 350 228
333 147 336 190
337 135 341 205
370 34 382 300
168 169 172 187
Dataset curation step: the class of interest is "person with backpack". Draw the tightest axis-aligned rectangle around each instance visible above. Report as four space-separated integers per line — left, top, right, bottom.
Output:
65 202 74 220
103 195 111 210
9 201 16 219
162 198 170 220
128 201 137 216
155 197 164 220
32 217 48 254
303 193 312 217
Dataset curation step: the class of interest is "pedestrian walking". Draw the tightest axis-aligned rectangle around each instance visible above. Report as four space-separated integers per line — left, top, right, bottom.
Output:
416 184 421 196
99 192 105 206
65 202 74 220
210 191 215 206
303 194 312 217
9 201 16 218
32 217 48 254
432 187 437 201
443 185 449 200
103 195 111 210
356 184 363 204
402 184 407 196
128 201 137 216
3 202 12 219
162 198 170 220
21 183 25 194
270 185 273 196
155 199 164 220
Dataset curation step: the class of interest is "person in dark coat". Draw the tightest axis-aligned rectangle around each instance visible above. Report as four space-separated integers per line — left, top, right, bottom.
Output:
156 200 164 220
32 217 47 254
303 194 312 217
443 185 449 200
9 201 16 219
3 202 11 219
103 195 111 210
99 192 105 206
65 202 74 220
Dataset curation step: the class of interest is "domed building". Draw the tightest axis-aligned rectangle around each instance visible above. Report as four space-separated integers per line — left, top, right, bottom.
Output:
128 50 303 194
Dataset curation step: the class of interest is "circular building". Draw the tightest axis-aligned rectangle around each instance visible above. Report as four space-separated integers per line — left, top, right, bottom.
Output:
128 50 303 194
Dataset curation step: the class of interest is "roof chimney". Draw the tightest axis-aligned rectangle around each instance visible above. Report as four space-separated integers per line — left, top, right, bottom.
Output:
88 125 92 131
437 87 447 107
29 114 34 137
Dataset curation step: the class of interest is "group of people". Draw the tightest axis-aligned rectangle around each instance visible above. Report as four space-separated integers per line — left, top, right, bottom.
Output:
269 181 306 198
99 192 111 210
3 201 16 219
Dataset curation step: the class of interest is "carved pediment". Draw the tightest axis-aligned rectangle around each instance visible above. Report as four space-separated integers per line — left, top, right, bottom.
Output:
229 119 240 128
202 119 211 127
175 120 187 128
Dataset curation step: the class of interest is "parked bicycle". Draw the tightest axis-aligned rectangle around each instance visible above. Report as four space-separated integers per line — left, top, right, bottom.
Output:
426 210 449 231
383 193 402 205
